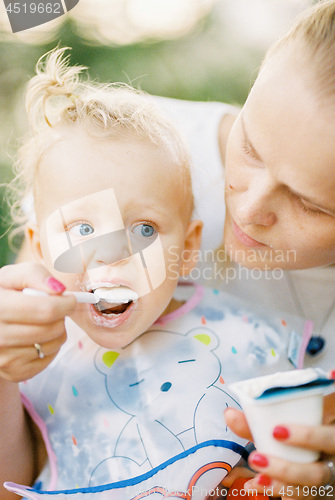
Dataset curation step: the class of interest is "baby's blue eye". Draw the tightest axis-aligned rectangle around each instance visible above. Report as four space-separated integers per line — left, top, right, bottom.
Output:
69 223 94 237
132 224 156 238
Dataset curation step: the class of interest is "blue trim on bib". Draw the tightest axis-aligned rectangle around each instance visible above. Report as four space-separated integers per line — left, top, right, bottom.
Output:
27 439 248 495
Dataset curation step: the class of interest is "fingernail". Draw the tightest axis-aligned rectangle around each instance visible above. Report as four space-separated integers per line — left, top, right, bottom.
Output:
243 480 253 491
47 277 66 293
250 453 269 468
273 425 290 440
257 475 272 486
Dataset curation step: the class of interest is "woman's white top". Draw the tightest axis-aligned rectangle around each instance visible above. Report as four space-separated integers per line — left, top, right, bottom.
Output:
152 96 237 251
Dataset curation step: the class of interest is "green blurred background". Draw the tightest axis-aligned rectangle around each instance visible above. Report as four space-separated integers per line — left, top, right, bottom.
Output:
0 0 314 266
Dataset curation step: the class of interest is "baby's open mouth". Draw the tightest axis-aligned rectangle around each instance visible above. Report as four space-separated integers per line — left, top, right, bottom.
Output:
91 286 138 316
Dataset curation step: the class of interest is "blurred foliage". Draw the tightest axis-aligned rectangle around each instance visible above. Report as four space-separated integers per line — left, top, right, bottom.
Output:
0 9 264 266
0 173 16 267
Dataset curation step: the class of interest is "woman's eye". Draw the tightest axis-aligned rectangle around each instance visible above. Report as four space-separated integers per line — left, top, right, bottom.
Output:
132 224 156 238
241 138 260 162
295 197 322 216
69 223 94 236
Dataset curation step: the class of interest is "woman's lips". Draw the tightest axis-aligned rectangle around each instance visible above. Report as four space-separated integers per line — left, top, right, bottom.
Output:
232 221 267 248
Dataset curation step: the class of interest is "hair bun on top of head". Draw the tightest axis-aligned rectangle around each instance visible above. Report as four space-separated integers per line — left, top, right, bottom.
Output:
25 46 186 148
26 46 87 129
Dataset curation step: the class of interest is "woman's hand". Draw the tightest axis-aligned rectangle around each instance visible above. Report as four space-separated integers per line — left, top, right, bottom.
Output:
225 400 335 500
0 262 76 382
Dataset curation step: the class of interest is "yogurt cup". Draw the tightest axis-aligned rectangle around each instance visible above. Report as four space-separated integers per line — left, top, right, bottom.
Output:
229 368 334 463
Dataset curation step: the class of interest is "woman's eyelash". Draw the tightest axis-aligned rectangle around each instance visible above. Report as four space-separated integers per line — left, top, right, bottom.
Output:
241 139 259 160
295 197 322 216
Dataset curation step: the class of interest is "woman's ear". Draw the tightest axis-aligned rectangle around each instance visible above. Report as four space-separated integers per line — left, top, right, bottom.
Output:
25 223 43 262
180 219 203 276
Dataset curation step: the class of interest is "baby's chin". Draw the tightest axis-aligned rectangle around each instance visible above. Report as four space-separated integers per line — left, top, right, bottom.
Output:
74 322 142 350
69 311 147 350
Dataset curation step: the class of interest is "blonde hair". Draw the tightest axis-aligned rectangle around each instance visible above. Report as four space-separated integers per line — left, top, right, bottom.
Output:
8 47 193 235
261 0 335 98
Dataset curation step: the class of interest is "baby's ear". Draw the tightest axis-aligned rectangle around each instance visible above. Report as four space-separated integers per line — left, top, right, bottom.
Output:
180 219 203 276
25 223 43 262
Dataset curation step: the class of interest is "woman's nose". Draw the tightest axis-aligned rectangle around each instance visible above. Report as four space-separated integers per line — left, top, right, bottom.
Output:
235 175 277 227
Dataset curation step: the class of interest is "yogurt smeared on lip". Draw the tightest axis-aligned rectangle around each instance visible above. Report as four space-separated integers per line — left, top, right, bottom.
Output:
93 286 138 315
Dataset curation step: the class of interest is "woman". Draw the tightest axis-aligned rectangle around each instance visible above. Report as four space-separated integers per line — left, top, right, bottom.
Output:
138 2 335 496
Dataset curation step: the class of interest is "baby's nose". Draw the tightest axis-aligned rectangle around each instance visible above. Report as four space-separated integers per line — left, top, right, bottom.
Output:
53 230 131 273
93 230 131 267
